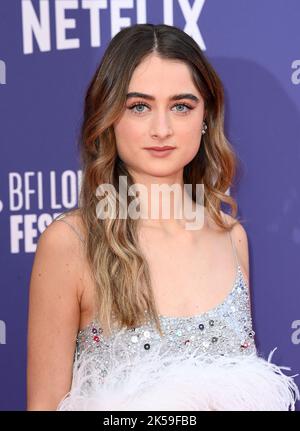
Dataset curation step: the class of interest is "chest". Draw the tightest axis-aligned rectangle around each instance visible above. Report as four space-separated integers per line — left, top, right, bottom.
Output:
137 228 237 317
79 227 237 326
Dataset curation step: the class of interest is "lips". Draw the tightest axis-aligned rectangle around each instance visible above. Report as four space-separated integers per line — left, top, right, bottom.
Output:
145 146 175 151
144 146 176 158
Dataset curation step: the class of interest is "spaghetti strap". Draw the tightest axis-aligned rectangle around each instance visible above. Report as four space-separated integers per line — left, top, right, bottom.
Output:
228 229 239 271
54 213 85 244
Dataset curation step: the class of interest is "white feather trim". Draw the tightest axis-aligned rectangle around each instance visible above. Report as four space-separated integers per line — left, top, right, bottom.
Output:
57 339 299 411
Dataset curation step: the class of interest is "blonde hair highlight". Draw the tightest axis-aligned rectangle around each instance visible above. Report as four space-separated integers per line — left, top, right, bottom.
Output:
68 24 244 338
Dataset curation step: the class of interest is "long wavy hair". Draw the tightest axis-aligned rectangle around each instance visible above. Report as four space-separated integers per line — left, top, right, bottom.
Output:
69 24 244 337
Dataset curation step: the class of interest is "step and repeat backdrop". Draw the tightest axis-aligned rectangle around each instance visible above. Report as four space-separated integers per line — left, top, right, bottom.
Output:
0 0 299 410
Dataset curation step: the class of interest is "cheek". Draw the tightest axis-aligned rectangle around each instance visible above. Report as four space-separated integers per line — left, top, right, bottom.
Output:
178 129 202 159
173 135 201 169
114 120 143 160
180 143 201 167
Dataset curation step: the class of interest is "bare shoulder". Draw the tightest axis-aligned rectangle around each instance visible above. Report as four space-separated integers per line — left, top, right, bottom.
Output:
39 214 81 263
42 212 78 246
31 209 91 326
43 209 89 290
52 209 87 244
27 211 85 409
220 210 250 283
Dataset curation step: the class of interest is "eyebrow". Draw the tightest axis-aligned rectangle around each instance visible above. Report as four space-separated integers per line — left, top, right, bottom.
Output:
126 92 200 103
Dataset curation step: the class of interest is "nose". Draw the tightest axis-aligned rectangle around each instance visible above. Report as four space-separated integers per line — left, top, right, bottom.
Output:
149 109 173 139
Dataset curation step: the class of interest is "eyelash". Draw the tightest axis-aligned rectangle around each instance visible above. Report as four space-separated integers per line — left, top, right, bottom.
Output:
128 102 194 115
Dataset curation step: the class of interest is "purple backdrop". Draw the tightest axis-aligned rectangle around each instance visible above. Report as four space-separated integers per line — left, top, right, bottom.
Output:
0 0 299 410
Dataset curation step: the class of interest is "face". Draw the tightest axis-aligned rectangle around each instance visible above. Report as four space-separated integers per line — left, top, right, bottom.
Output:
113 53 205 184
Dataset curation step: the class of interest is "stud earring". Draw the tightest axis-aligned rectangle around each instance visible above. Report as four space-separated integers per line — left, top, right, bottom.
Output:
201 121 208 135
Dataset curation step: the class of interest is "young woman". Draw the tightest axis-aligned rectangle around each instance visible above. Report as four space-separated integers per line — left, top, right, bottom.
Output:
27 23 299 411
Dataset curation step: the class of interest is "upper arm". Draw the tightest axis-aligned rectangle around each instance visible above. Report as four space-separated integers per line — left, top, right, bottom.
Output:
26 219 83 410
221 211 250 285
231 221 250 285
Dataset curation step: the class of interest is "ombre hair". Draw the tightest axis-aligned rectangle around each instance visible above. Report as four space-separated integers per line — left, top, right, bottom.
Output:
67 24 244 337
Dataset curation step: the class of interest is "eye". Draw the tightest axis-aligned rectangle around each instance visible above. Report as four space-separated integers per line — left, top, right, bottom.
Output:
128 102 150 114
127 102 194 115
172 103 193 114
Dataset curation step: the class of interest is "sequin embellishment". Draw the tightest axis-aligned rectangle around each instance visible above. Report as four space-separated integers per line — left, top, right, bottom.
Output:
75 265 257 383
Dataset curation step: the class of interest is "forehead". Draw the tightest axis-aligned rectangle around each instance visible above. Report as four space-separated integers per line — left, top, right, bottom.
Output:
128 55 200 96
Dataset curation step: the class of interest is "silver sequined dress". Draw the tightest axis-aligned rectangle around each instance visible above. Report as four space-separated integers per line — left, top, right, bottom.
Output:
75 262 256 369
55 214 299 411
